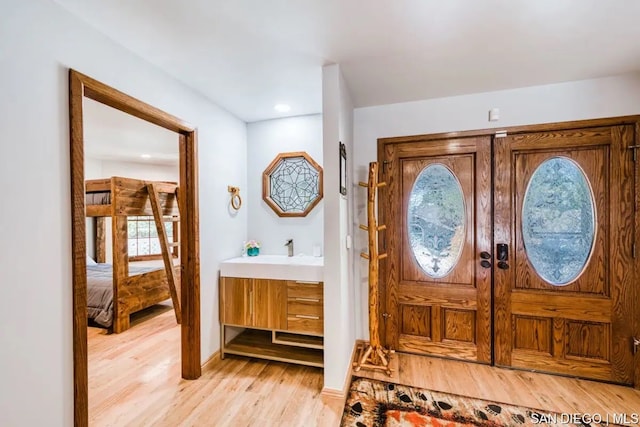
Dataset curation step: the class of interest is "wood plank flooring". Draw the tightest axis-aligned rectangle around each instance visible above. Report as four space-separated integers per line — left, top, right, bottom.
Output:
90 308 640 426
88 304 343 426
353 350 640 423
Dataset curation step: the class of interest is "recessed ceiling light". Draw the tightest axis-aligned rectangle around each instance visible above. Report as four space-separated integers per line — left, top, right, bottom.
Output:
274 104 291 113
141 154 151 159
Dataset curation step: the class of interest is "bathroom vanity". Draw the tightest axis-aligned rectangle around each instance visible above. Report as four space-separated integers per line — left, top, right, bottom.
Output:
219 255 324 367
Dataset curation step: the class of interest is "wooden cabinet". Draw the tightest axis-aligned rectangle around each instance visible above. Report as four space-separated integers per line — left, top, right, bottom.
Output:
220 277 287 329
286 280 323 335
220 276 324 367
220 277 251 326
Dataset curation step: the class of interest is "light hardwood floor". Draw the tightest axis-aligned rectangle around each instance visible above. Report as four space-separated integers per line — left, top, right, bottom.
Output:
354 351 640 422
88 304 343 426
89 308 640 426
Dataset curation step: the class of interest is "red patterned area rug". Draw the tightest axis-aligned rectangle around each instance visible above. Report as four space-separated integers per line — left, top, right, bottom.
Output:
341 377 617 427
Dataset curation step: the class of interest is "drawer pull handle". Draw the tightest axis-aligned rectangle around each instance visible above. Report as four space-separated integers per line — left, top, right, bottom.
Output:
295 315 320 320
294 280 320 284
294 298 320 303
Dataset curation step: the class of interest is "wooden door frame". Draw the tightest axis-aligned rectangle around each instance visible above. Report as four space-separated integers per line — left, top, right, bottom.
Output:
69 69 201 427
377 115 640 386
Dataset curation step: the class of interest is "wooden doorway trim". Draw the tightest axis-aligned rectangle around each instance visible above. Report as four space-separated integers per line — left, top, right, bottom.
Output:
69 69 201 427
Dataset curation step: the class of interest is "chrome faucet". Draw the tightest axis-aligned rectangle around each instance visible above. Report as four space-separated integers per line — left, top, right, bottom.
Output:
285 239 294 257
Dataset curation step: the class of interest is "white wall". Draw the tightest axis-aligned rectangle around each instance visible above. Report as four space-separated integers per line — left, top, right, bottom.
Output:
84 157 103 180
100 159 179 183
352 72 640 339
247 115 323 256
0 1 247 425
322 64 356 392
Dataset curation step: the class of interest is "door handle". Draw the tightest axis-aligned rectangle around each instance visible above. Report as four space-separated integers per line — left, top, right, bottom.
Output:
497 261 509 270
479 251 492 268
496 244 509 269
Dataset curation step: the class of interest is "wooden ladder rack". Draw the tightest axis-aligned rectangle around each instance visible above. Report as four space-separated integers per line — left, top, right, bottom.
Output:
147 183 182 324
353 162 393 376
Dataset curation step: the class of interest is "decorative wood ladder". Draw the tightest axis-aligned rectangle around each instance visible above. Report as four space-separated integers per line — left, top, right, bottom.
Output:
353 161 394 376
147 183 182 324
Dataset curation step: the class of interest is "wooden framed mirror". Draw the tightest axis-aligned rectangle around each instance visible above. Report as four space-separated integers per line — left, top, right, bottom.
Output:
69 70 201 427
262 151 323 217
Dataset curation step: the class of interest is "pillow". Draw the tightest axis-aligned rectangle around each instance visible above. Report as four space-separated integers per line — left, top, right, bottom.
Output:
86 255 98 265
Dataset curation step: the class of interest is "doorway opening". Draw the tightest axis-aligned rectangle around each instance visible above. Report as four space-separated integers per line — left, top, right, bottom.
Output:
69 70 201 426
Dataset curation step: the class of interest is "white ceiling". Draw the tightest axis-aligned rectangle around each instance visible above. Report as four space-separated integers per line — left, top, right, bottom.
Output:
84 98 178 165
57 0 640 122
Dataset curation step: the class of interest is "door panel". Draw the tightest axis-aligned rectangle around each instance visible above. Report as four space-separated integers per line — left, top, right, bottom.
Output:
220 277 250 326
494 126 635 384
384 136 492 363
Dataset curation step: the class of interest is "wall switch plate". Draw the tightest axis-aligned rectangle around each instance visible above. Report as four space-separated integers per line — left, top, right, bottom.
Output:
346 235 352 249
489 108 500 121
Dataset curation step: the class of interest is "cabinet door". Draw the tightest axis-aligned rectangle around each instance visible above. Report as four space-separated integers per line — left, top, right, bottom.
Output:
253 279 287 329
220 277 251 326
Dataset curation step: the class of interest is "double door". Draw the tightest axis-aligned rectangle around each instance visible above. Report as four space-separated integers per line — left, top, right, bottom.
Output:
381 123 637 384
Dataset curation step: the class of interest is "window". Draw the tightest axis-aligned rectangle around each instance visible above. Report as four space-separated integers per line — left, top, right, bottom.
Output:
262 151 323 217
521 157 595 286
407 163 466 278
127 216 178 260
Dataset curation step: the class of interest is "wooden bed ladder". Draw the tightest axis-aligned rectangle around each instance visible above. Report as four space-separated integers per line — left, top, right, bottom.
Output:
353 161 394 376
147 183 182 324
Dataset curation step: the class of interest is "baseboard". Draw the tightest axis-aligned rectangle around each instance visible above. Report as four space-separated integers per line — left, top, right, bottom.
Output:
201 350 221 371
320 340 359 400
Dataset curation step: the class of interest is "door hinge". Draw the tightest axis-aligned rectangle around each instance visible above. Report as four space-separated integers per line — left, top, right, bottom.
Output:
633 243 637 259
629 145 640 161
495 130 507 138
633 337 640 355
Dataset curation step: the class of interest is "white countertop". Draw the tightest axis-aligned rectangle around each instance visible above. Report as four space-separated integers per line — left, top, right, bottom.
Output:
220 254 324 282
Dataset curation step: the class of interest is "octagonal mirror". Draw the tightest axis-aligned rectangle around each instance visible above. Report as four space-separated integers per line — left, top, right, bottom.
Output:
262 151 323 217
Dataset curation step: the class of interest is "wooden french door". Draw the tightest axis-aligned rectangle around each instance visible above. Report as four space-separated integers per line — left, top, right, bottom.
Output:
494 125 636 384
381 136 493 363
381 121 637 384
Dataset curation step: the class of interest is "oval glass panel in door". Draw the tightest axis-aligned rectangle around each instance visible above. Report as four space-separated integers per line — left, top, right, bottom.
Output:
408 164 465 278
522 157 596 286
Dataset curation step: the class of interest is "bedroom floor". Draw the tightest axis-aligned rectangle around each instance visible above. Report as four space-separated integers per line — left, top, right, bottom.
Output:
88 309 640 426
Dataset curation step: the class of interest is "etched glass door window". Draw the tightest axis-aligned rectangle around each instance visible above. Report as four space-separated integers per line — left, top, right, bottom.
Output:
407 164 466 278
521 157 596 285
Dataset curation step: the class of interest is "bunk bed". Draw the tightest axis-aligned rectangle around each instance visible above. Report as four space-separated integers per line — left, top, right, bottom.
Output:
86 176 181 333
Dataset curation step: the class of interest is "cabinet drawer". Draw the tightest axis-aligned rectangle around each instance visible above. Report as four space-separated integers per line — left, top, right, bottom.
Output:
288 315 323 335
287 281 323 300
288 299 322 317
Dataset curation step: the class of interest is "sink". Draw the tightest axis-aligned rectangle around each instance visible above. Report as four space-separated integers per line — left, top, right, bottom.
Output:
220 255 324 282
